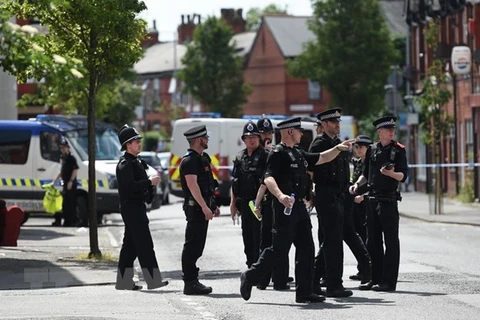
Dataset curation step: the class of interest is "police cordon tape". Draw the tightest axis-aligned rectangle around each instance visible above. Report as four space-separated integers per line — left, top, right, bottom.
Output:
170 164 480 171
407 163 480 168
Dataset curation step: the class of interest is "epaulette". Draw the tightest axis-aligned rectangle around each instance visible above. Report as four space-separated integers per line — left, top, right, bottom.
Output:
395 141 405 149
183 150 193 158
273 144 284 153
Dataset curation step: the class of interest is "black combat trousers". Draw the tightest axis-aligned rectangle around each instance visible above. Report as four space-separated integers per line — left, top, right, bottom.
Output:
181 206 209 282
257 199 291 287
343 193 371 281
239 199 261 268
313 197 325 285
353 201 367 243
244 200 314 297
315 187 345 291
366 200 400 289
55 185 77 226
117 201 163 287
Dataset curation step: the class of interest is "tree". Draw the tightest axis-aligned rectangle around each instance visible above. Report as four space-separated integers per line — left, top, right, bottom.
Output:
178 16 251 118
246 3 288 31
288 0 398 119
416 19 452 214
1 0 147 257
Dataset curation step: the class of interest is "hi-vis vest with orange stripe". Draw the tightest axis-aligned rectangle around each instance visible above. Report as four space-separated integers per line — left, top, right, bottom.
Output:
170 153 220 181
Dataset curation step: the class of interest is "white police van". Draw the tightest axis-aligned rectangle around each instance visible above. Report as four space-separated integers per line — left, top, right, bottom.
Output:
0 115 160 222
169 113 317 205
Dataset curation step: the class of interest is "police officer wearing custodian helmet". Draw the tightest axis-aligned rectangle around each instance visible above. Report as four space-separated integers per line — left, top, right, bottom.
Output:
230 121 268 269
180 125 221 295
240 117 355 304
115 125 169 291
350 116 408 292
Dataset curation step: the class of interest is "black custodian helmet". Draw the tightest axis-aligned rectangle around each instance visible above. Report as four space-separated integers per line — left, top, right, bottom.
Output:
256 115 274 134
242 121 260 140
118 124 143 151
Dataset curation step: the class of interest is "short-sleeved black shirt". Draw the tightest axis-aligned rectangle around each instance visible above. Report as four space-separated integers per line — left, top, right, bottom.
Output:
61 153 79 184
264 144 319 197
179 149 214 200
363 141 408 193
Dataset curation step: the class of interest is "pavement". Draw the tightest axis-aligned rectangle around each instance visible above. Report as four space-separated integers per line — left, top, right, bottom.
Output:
0 192 479 291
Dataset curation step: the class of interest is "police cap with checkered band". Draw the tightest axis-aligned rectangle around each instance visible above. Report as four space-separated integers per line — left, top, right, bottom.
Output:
373 116 397 129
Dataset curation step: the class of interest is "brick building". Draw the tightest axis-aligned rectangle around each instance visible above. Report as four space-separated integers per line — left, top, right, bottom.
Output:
134 8 254 131
405 0 480 199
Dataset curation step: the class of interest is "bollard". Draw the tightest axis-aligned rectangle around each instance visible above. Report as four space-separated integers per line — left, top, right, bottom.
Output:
0 204 25 247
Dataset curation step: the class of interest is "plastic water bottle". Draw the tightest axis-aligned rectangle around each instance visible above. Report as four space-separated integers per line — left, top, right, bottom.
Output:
283 193 295 216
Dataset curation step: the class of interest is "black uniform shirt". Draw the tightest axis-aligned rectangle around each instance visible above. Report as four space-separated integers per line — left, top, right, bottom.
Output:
363 141 408 193
61 153 79 184
232 146 268 200
309 133 349 189
116 152 151 202
264 144 318 197
179 149 214 200
351 158 368 195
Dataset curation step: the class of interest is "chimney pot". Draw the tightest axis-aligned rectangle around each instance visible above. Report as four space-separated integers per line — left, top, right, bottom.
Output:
187 15 191 24
153 19 156 30
181 15 184 25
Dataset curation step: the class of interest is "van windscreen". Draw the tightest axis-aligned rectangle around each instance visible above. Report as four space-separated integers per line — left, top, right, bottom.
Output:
67 128 122 161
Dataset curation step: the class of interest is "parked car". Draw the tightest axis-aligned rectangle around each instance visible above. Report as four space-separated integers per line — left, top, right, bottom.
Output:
139 151 170 206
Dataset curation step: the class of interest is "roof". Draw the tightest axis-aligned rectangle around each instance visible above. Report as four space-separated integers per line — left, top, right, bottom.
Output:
231 31 256 57
134 41 187 75
262 3 407 58
379 0 407 35
135 32 255 76
263 16 315 57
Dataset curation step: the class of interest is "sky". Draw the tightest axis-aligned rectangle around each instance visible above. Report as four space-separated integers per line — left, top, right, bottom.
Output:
139 0 314 42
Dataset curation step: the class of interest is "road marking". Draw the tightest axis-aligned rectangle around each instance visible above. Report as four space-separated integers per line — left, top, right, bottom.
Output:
449 294 480 308
399 263 441 273
180 296 219 320
104 227 118 248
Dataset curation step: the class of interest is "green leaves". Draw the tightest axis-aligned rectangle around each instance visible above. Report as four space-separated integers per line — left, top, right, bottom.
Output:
415 19 452 146
178 16 251 117
288 0 398 119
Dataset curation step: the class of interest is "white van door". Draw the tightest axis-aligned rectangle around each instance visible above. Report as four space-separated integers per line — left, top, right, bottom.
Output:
32 130 62 205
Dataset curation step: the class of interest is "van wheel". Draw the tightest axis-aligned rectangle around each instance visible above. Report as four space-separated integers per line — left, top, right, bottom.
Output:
163 193 170 205
76 195 88 227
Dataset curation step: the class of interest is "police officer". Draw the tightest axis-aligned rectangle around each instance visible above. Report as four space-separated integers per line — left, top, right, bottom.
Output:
309 108 353 297
342 136 372 288
240 117 354 304
253 115 292 290
180 125 220 295
350 116 408 292
257 114 274 151
309 116 326 289
115 125 168 291
52 138 79 227
230 121 268 268
350 135 372 251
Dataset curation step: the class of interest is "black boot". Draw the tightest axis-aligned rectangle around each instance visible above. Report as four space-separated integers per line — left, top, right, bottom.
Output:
183 280 212 295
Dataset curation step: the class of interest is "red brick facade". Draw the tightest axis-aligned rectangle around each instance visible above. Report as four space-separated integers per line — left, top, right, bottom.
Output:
407 5 480 198
243 18 330 116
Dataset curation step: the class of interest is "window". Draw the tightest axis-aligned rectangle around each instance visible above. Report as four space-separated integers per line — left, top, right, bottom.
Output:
416 127 427 181
0 129 31 165
308 80 321 100
40 131 61 162
466 119 474 163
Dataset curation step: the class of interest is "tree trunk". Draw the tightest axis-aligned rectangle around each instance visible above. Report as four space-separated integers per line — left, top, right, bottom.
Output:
87 71 101 258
